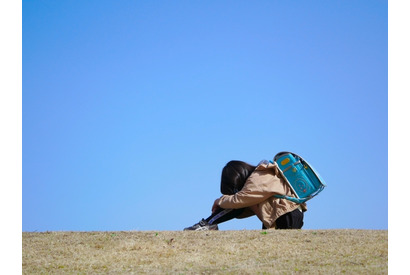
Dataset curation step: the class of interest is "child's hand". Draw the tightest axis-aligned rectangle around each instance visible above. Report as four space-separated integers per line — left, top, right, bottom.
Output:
212 198 221 213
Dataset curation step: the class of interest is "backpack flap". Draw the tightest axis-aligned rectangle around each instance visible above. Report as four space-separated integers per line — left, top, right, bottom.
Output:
273 152 326 203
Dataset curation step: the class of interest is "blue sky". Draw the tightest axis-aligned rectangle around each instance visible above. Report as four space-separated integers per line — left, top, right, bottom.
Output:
22 1 387 231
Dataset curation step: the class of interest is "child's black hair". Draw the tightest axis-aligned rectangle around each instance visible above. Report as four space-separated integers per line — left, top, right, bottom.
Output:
220 160 256 195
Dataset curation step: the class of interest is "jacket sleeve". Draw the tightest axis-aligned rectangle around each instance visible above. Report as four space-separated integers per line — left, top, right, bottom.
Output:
217 169 280 209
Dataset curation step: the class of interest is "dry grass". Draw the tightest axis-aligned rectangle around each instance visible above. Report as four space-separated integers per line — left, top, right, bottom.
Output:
23 229 387 274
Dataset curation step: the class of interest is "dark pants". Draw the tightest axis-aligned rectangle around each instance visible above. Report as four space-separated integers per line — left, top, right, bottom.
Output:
206 207 304 229
266 208 304 229
205 207 246 225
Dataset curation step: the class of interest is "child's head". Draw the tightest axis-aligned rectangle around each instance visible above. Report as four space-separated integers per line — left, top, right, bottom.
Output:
220 161 256 195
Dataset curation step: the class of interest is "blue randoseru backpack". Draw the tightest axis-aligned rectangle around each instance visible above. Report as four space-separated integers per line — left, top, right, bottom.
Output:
271 152 326 204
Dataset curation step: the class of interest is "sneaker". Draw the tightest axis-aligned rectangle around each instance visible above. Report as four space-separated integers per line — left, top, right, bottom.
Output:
183 219 219 231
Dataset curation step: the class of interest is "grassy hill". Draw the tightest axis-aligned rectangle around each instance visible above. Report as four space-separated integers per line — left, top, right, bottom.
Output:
23 229 387 274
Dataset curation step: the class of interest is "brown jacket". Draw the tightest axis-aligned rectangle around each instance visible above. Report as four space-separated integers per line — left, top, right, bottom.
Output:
217 160 307 229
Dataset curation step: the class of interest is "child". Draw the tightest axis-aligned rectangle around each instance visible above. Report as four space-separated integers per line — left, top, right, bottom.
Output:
184 160 306 230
